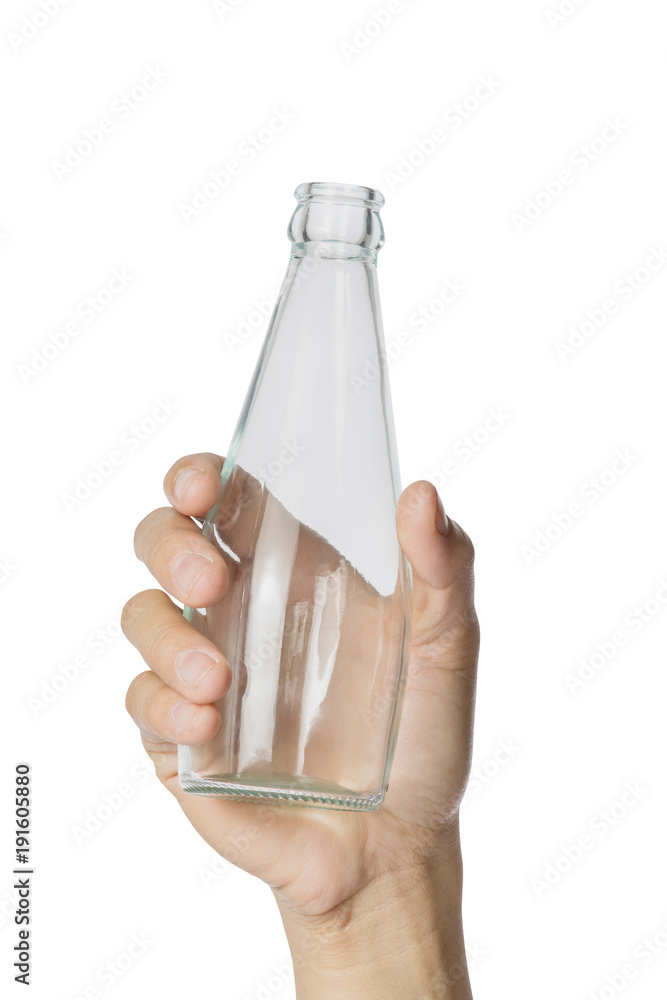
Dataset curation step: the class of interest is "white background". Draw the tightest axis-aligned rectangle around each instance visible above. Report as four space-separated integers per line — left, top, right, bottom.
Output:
1 1 666 998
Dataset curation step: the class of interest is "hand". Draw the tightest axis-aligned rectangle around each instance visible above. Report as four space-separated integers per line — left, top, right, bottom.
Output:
123 452 479 998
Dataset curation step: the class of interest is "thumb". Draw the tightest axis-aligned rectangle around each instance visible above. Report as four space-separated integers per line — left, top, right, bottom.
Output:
396 480 478 651
390 481 480 824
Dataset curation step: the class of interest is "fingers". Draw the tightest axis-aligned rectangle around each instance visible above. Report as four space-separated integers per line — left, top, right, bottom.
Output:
164 454 267 561
397 480 478 645
163 452 224 517
161 454 355 584
121 589 230 704
125 669 221 748
134 506 228 608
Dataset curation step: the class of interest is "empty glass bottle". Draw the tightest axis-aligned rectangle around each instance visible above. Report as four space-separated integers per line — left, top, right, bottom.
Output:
178 181 411 810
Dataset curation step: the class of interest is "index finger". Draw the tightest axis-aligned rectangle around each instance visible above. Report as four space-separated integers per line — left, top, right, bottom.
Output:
164 452 224 516
164 453 268 561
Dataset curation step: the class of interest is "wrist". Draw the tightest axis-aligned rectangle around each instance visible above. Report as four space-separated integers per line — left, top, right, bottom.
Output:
275 828 472 1000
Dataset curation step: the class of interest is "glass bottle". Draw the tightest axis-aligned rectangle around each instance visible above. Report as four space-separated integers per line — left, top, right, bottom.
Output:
178 181 411 811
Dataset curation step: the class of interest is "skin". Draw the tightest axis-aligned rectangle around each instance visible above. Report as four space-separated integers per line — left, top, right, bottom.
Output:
123 452 480 998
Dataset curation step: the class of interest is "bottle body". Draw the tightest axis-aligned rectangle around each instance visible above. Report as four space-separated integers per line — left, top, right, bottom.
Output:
178 183 411 810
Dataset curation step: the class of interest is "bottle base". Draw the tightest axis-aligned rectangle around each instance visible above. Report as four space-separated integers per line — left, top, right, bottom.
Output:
179 770 385 812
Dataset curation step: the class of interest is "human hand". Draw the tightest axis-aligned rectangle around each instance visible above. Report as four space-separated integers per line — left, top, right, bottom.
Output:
123 452 479 998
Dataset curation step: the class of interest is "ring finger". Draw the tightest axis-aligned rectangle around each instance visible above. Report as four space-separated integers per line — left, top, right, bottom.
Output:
122 588 231 704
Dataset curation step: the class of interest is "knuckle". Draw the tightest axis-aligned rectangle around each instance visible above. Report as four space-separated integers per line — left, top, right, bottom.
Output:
451 604 480 640
133 507 173 557
125 670 151 717
144 617 182 659
121 589 161 634
121 593 142 633
192 451 224 474
454 525 476 569
133 514 151 556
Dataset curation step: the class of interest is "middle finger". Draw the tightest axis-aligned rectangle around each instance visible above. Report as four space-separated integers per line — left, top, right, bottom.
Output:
134 506 228 607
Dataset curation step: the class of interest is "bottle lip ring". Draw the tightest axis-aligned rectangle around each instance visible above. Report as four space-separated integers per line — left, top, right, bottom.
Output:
294 181 385 210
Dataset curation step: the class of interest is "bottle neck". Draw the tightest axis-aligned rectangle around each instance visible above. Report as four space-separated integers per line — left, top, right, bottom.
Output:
290 241 378 264
288 183 385 258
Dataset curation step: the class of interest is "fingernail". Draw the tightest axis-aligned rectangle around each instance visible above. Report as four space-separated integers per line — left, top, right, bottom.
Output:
171 553 212 595
173 467 200 504
176 649 217 690
435 494 449 536
171 700 201 736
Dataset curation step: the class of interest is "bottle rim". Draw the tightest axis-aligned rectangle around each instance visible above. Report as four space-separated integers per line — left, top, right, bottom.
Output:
294 181 384 210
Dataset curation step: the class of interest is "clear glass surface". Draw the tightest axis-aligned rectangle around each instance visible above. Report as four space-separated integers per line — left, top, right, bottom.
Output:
178 182 411 810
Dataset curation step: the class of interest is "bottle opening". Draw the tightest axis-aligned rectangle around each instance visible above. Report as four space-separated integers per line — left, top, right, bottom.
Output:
289 181 385 253
295 181 385 210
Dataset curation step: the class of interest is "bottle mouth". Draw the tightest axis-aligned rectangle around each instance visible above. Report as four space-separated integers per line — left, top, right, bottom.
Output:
290 181 385 253
294 181 385 211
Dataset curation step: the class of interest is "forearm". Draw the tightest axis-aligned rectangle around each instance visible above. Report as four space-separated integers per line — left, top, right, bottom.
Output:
276 834 473 1000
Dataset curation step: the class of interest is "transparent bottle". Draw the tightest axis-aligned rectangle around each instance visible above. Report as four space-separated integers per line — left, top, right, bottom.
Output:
178 181 411 811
